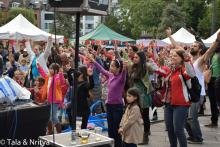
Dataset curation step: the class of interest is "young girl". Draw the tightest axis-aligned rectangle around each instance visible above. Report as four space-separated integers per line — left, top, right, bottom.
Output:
29 77 45 103
119 88 144 147
6 54 19 78
37 63 68 134
88 55 127 147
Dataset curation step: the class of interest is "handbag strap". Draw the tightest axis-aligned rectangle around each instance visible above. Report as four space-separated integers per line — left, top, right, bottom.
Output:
180 70 191 95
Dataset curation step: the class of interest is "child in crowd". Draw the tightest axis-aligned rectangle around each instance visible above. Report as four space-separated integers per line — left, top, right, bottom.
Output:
13 70 25 86
88 55 127 147
19 58 29 75
6 54 19 78
29 77 45 103
37 63 68 134
119 88 144 147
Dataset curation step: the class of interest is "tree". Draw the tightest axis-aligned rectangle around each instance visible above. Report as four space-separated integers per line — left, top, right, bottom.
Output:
104 5 133 38
197 0 220 38
120 0 165 39
181 0 207 31
50 13 74 38
7 8 35 25
158 3 186 38
0 10 4 26
104 15 122 34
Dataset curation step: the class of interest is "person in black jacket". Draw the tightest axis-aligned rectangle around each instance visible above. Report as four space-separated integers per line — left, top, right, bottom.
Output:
77 66 94 129
66 65 94 129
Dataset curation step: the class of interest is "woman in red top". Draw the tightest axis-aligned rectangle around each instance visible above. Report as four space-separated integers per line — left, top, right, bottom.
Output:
162 49 195 147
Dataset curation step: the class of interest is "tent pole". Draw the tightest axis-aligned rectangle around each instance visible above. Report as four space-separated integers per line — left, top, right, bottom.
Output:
72 12 80 131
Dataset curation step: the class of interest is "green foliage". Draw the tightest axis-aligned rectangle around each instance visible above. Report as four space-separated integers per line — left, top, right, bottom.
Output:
181 0 207 31
0 10 4 26
158 3 186 38
120 0 165 39
7 8 35 24
197 0 220 38
197 6 212 38
94 0 220 39
50 13 74 38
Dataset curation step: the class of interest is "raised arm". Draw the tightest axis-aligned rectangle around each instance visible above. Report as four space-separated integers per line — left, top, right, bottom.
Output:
25 40 35 68
201 32 220 63
183 61 196 78
166 27 183 49
37 63 47 78
43 36 53 60
93 61 111 79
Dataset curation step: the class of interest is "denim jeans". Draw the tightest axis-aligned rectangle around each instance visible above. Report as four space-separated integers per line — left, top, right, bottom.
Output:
106 104 123 147
50 103 60 125
122 142 137 147
164 104 189 147
185 98 203 140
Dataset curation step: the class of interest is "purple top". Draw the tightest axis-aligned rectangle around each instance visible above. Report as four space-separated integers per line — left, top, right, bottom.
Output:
94 62 126 104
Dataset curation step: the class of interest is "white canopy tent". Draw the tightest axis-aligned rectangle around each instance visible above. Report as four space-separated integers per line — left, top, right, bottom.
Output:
136 39 169 47
204 28 220 45
0 32 10 40
0 14 64 42
162 28 196 44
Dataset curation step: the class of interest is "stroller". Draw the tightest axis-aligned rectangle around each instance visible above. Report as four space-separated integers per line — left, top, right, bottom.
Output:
87 100 107 131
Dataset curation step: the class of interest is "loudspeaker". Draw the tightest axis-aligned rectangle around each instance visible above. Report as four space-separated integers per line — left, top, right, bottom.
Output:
48 0 110 15
0 104 50 140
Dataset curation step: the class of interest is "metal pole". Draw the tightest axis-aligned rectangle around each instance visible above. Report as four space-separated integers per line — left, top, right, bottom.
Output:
51 6 57 144
72 12 80 130
211 0 216 34
54 7 57 46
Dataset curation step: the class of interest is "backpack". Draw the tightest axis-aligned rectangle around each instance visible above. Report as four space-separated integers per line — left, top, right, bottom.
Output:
181 71 201 103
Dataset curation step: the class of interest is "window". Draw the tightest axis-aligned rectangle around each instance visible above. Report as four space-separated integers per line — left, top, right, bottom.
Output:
85 16 94 21
86 24 93 29
45 23 52 30
12 2 20 8
45 14 54 20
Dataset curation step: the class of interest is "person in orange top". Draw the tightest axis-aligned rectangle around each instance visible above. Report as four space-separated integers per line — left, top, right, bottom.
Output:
37 63 68 134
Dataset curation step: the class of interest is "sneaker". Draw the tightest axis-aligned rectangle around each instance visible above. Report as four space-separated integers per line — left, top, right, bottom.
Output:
205 123 218 128
187 136 194 141
151 115 158 121
188 138 203 144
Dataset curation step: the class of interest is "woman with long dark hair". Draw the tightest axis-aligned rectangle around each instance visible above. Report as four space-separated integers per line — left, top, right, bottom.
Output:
128 51 153 145
76 65 94 129
88 55 127 147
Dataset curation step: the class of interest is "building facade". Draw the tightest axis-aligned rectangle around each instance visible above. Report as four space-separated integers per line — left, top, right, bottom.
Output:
0 0 51 31
81 15 101 35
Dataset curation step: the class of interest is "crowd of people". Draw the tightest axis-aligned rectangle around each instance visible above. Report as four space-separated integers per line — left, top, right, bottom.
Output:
0 27 220 147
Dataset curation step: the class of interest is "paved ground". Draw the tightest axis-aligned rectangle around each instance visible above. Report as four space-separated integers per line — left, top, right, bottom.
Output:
141 116 220 147
74 100 220 147
139 101 220 147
